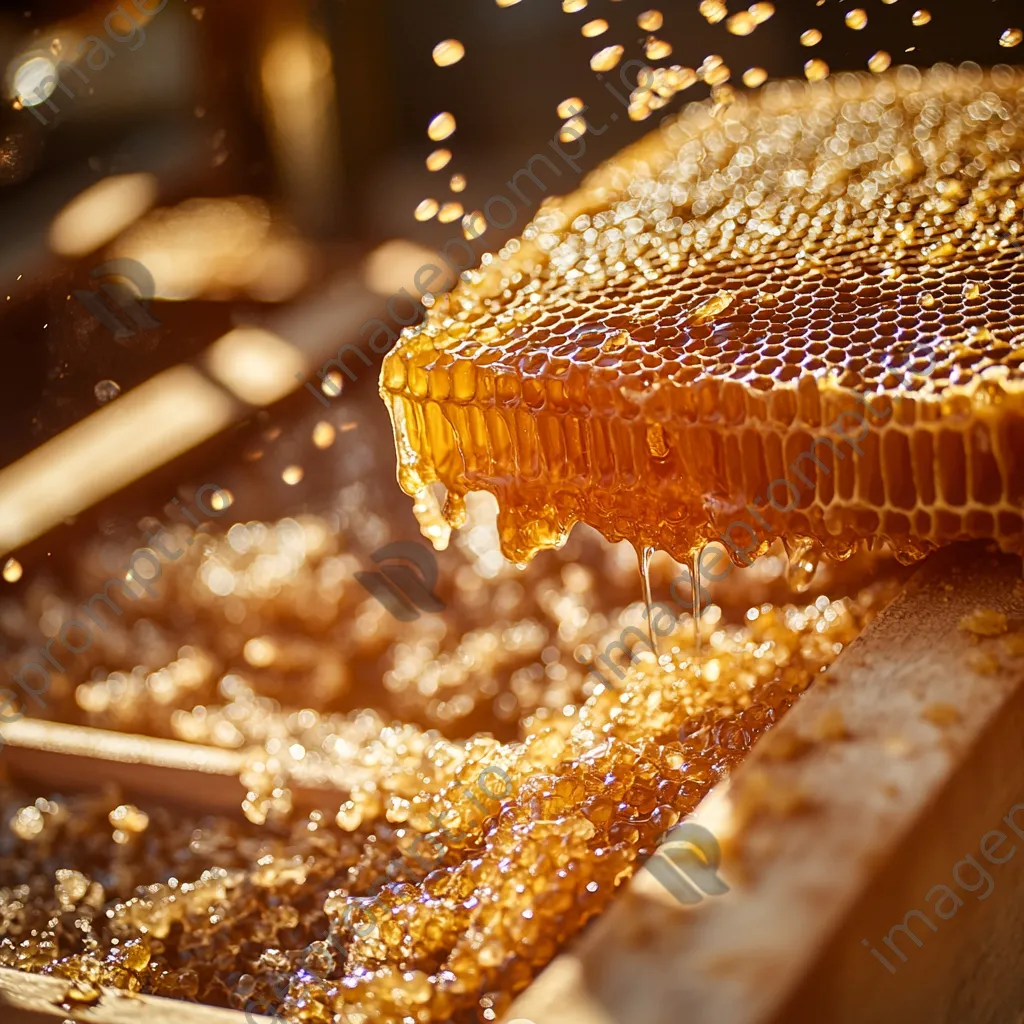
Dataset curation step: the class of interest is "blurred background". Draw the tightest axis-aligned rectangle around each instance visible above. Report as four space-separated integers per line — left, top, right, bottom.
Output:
0 0 1017 590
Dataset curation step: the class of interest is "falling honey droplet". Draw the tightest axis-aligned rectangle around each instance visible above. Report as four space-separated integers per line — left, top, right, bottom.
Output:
726 11 757 36
749 2 775 24
637 10 663 31
743 66 768 88
438 201 464 224
582 18 608 37
868 50 892 72
209 488 234 512
496 0 523 7
312 421 336 448
463 210 487 240
845 8 868 29
432 39 465 67
1000 27 1022 48
692 549 703 661
282 466 304 486
3 558 22 583
800 28 822 46
321 370 343 397
804 58 830 82
590 45 624 72
911 8 931 26
702 62 731 86
415 198 439 222
427 112 456 142
699 0 727 25
557 96 583 119
645 38 673 60
450 173 467 192
560 115 588 142
426 148 452 171
785 538 820 593
562 0 587 11
637 545 658 656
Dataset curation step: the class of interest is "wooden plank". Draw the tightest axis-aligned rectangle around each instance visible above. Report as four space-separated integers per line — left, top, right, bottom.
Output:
2 719 371 815
0 967 266 1024
505 543 1024 1024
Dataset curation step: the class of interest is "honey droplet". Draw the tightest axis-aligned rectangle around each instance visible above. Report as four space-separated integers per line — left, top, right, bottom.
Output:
54 868 90 907
426 148 452 171
690 290 735 324
804 58 830 82
582 18 608 37
562 0 587 10
557 96 584 119
321 370 343 397
208 488 234 512
590 45 624 72
637 10 664 31
645 38 673 60
450 173 467 192
699 0 727 24
432 39 465 67
844 8 868 29
749 2 775 23
743 66 768 88
963 282 983 300
726 11 757 36
312 421 336 448
415 198 439 222
438 201 464 224
800 28 823 46
1000 27 1022 48
868 50 892 72
911 8 931 26
427 112 456 142
560 116 588 142
496 0 523 7
282 466 304 486
703 63 731 87
463 210 487 240
2 557 22 583
920 293 937 309
108 803 150 833
94 379 121 403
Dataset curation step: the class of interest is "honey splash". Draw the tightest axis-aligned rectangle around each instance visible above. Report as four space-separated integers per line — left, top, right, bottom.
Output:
383 68 1024 572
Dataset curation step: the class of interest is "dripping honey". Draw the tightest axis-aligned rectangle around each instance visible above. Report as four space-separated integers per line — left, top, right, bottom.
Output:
383 68 1024 571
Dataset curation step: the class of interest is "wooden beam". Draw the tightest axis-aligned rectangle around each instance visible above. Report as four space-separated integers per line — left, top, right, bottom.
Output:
2 719 370 816
0 967 265 1024
506 543 1024 1024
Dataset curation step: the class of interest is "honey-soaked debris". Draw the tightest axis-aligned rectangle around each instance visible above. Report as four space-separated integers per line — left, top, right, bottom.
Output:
0 579 893 1024
381 69 1024 568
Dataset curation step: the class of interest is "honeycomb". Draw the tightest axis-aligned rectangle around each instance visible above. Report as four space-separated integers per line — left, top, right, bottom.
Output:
381 66 1024 568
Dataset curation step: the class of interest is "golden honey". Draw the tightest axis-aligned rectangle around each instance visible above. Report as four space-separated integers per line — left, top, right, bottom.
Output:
382 68 1024 570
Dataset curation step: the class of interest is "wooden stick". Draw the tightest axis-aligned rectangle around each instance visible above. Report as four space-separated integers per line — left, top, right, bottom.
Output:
507 543 1024 1024
2 719 370 815
0 967 266 1024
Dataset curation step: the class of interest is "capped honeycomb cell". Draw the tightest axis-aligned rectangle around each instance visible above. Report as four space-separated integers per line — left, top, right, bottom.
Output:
383 66 1024 567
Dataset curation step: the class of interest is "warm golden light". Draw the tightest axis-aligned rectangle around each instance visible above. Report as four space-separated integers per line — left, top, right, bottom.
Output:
49 174 158 258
